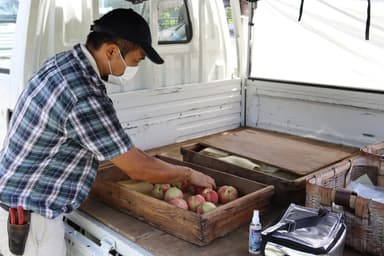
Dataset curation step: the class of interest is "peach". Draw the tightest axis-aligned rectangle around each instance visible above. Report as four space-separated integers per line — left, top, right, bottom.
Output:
151 184 171 199
201 188 219 204
186 194 205 212
196 202 217 214
164 187 184 202
218 185 238 204
168 198 188 210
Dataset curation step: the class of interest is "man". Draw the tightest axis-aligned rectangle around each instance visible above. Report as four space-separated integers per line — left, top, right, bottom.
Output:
0 8 215 256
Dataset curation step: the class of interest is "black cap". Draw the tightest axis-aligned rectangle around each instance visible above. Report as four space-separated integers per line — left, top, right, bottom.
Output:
91 8 164 64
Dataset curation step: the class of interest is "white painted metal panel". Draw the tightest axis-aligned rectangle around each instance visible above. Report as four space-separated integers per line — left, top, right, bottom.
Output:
109 79 242 150
65 211 153 256
246 79 384 147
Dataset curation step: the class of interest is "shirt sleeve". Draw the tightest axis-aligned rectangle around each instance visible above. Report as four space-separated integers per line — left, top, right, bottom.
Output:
65 96 133 161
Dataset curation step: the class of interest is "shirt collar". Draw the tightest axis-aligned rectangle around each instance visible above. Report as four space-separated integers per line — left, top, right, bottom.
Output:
80 44 101 77
73 44 107 94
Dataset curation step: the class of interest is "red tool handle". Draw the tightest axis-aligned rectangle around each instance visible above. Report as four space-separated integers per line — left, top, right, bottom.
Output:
17 206 25 225
9 208 16 225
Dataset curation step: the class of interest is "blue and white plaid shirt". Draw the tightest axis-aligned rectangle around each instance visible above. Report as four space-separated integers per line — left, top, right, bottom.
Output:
0 44 132 218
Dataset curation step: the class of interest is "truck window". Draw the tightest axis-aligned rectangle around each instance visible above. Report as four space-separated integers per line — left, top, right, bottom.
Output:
99 0 150 22
0 0 18 73
223 0 234 38
158 0 192 44
98 0 192 44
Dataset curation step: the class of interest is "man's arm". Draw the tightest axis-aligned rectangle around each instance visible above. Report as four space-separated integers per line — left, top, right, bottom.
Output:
111 146 216 189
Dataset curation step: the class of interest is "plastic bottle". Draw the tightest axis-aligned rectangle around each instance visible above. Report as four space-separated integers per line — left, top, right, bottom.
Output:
249 209 262 255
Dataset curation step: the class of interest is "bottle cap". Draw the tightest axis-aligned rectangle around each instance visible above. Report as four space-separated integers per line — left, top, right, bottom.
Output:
252 210 260 224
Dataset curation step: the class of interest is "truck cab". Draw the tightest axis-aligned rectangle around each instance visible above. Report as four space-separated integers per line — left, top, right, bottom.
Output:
0 0 240 148
0 0 383 255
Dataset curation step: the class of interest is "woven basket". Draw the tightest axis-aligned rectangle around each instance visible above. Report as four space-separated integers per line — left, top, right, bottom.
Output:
362 142 384 186
306 154 384 256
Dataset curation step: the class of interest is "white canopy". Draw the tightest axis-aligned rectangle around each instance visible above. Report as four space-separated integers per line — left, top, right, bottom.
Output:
251 0 384 91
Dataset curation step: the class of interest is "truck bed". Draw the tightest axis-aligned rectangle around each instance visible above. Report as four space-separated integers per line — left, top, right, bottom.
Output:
77 198 362 256
74 129 362 256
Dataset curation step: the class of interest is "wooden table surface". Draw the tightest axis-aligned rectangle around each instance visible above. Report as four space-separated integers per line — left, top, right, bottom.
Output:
81 128 362 256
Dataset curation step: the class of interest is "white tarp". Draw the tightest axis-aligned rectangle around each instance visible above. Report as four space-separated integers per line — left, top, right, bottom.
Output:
251 0 384 91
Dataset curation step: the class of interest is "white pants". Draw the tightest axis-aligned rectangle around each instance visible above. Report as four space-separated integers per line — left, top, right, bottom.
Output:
0 207 66 256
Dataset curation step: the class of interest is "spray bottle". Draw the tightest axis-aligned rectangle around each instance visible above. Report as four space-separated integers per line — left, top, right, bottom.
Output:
249 209 262 255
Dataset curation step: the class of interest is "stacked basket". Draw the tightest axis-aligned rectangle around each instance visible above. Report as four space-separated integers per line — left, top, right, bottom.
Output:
306 144 384 256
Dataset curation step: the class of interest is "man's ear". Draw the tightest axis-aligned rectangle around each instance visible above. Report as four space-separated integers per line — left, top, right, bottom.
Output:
104 43 118 60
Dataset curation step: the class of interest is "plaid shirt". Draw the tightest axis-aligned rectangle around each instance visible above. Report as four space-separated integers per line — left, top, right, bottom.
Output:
0 44 132 218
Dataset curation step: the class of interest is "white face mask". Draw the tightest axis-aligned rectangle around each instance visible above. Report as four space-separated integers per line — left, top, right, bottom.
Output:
107 49 139 85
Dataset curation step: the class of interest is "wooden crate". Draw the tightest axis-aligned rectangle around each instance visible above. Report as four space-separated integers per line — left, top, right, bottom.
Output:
306 154 384 255
180 128 357 205
90 156 274 246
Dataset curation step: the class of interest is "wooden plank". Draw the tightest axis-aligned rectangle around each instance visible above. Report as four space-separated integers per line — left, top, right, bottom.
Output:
202 128 357 175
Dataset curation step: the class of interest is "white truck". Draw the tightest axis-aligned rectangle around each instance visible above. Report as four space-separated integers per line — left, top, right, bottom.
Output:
0 0 383 255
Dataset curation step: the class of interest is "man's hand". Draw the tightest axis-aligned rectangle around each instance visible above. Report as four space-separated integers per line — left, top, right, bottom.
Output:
111 147 216 188
187 168 216 189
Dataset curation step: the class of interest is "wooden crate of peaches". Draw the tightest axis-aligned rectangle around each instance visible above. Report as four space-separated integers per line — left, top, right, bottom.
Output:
91 156 274 246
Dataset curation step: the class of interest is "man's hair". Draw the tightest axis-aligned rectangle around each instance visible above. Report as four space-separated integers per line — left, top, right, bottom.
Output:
86 31 140 57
